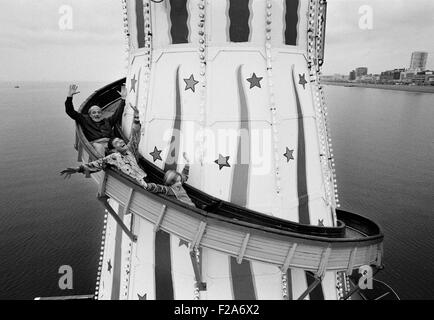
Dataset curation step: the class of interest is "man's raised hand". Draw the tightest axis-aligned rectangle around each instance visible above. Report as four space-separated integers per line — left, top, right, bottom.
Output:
117 85 127 100
68 84 80 97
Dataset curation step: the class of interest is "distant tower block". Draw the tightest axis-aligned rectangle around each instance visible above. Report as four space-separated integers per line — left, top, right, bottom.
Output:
410 51 428 71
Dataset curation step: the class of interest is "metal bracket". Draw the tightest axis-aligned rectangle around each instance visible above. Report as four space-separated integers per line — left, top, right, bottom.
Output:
98 195 137 242
297 275 322 300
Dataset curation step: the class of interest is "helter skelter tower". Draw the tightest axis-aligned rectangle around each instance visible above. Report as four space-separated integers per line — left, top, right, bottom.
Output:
74 0 385 300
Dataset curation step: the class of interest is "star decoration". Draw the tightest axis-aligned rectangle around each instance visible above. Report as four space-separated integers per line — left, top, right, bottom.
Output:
318 219 324 227
137 293 147 300
184 74 199 92
130 74 137 92
246 73 263 89
283 147 295 162
149 146 162 162
214 154 230 170
298 73 308 89
179 239 189 248
107 260 112 273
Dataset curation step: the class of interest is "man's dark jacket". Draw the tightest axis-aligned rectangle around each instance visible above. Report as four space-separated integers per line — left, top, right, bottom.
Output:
65 97 125 142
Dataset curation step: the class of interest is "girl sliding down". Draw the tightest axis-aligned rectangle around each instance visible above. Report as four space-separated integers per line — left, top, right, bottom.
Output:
144 153 196 207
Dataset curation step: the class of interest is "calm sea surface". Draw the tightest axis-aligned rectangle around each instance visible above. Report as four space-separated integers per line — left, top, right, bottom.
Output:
0 82 433 299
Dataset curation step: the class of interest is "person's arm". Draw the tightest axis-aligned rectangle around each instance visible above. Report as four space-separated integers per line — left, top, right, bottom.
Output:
145 183 174 196
60 154 117 179
65 84 83 122
108 85 127 126
127 104 141 155
181 152 190 182
83 154 114 171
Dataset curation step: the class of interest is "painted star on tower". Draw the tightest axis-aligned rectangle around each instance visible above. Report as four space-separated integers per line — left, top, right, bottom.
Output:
149 146 162 162
214 154 230 170
246 73 263 89
107 259 112 273
130 74 137 92
283 147 295 162
184 74 199 92
298 73 308 89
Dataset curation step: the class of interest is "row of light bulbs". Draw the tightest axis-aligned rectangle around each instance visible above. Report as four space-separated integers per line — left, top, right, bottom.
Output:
194 0 207 300
308 0 345 300
94 210 109 299
197 0 207 167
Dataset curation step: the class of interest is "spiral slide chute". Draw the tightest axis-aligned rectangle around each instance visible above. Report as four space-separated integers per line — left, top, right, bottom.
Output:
71 0 387 300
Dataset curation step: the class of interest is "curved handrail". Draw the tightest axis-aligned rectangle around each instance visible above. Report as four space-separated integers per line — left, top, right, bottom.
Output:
76 78 384 242
74 79 385 275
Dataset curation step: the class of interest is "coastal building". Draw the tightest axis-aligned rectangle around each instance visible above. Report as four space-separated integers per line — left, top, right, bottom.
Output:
412 70 434 85
355 67 368 78
320 74 349 82
400 70 416 84
409 51 428 71
349 70 356 81
380 68 405 83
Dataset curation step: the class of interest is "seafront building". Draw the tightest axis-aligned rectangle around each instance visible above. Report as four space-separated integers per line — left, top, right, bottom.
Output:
355 67 368 78
409 51 428 71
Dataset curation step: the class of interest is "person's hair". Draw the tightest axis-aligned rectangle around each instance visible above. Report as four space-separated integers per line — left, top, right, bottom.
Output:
88 105 101 114
108 137 117 150
164 170 182 186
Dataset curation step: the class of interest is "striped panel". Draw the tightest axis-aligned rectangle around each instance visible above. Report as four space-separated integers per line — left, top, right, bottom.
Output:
150 0 171 48
164 65 182 171
154 231 174 299
129 216 156 299
110 205 125 300
291 65 325 300
291 66 309 224
249 0 266 44
154 65 184 300
98 200 117 299
209 0 228 43
250 262 282 300
228 0 251 42
135 0 146 48
126 0 139 50
229 65 256 300
187 0 201 46
169 0 189 44
201 249 233 299
284 0 300 45
170 235 196 299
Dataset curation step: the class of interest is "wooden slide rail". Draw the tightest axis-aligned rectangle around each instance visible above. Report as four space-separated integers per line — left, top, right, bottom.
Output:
74 79 384 278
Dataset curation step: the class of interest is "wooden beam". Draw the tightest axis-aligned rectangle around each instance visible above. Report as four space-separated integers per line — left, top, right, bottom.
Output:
189 250 206 291
153 205 167 232
346 247 357 274
281 243 298 273
236 233 250 264
191 221 207 250
317 246 331 278
123 188 134 216
297 277 322 300
99 196 137 242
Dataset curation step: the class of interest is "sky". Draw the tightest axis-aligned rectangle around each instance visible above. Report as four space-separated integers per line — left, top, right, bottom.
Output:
0 0 433 81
